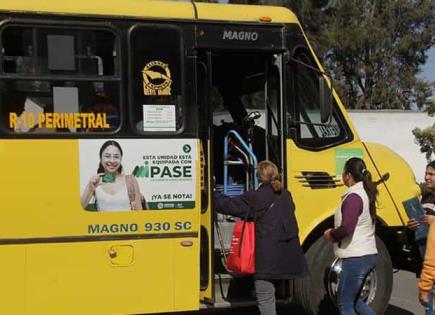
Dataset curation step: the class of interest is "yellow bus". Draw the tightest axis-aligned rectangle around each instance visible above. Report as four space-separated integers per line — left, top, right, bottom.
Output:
0 1 421 314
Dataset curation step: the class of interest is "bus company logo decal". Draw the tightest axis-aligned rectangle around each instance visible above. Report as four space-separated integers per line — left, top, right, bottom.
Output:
222 30 259 41
142 60 172 96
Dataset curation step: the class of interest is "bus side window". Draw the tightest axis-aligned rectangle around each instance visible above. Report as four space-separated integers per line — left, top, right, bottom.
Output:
0 25 120 134
0 90 26 131
128 25 184 133
289 49 352 149
83 91 119 132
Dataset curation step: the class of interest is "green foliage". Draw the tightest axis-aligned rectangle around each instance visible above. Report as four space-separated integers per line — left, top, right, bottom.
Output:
216 0 435 160
427 98 435 117
413 97 435 162
196 0 434 111
413 121 435 162
292 0 435 110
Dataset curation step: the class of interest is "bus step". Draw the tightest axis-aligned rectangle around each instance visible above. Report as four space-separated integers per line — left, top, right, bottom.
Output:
200 299 257 309
214 273 255 305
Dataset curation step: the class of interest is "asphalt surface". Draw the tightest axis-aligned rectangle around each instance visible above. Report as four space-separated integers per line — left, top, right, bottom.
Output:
174 270 423 315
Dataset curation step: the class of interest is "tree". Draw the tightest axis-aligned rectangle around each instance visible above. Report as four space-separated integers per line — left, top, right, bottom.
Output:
290 0 435 110
413 99 435 162
199 0 434 110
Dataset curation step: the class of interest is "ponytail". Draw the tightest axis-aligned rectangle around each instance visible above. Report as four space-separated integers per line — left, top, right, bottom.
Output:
344 157 378 224
257 160 282 193
271 180 282 193
362 169 378 224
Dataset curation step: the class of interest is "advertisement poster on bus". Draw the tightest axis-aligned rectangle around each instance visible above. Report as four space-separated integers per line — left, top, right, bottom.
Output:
79 139 197 211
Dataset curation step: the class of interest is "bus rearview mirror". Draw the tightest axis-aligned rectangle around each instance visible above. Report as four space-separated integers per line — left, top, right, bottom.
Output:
319 76 333 123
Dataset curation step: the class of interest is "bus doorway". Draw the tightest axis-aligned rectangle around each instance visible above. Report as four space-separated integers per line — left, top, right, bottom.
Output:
197 50 285 305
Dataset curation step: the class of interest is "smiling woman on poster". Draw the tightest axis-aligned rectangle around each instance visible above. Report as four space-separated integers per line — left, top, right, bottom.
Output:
80 140 143 211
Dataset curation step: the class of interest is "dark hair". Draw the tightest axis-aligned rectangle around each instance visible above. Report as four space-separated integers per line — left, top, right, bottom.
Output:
344 157 378 224
257 160 282 193
97 140 123 173
423 160 435 197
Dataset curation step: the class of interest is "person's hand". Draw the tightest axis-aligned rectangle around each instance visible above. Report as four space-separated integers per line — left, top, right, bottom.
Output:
423 215 435 225
88 173 103 192
131 200 139 210
407 218 420 230
324 228 334 241
419 290 429 307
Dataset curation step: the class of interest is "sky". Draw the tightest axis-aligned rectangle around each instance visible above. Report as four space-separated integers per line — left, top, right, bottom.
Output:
421 46 435 82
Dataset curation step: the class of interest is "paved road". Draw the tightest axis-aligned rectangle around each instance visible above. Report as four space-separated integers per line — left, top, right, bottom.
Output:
176 270 424 315
387 270 422 315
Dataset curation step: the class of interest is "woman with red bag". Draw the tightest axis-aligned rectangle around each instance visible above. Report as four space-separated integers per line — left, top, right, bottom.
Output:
214 160 308 315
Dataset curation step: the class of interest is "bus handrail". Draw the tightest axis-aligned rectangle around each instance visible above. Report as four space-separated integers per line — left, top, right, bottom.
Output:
223 130 258 194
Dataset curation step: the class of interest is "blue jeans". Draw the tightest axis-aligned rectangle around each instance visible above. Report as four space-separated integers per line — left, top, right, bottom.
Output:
418 238 427 259
427 291 435 315
337 254 377 315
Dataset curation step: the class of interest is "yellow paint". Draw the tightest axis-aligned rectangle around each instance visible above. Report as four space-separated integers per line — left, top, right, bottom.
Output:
200 140 213 302
0 0 298 24
108 245 134 265
0 139 200 314
364 142 421 222
287 137 419 244
173 237 200 311
195 3 298 23
0 0 195 19
9 113 19 129
25 240 177 314
9 112 110 130
0 247 26 314
0 1 421 312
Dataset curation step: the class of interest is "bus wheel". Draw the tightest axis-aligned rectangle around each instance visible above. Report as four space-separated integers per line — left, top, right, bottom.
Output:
293 235 393 315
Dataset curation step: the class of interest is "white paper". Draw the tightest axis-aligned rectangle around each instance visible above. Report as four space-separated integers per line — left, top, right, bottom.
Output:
53 87 79 132
142 104 176 132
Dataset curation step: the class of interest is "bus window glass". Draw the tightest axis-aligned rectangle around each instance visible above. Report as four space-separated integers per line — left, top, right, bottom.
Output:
291 51 348 148
2 26 116 76
0 25 119 133
129 26 183 132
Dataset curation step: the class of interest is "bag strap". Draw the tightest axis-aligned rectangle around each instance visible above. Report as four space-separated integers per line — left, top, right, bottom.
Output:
125 175 136 203
239 192 282 250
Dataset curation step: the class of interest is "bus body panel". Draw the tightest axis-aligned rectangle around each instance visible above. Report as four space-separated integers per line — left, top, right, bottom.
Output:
364 142 421 221
286 138 345 242
0 139 200 314
199 141 213 302
0 0 298 24
287 138 406 245
0 0 195 20
26 240 174 315
195 3 298 23
0 246 26 314
0 1 421 313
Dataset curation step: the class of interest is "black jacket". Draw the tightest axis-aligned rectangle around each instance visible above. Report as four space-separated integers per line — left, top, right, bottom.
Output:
214 183 309 280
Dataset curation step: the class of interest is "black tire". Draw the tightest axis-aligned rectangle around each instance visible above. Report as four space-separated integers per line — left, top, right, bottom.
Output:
293 236 393 315
367 237 393 314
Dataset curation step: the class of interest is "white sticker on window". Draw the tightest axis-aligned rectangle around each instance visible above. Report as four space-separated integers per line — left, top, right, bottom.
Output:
53 87 79 132
142 104 176 132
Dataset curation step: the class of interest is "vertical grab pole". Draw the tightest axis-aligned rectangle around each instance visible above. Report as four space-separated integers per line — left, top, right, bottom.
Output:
225 130 258 190
223 135 229 195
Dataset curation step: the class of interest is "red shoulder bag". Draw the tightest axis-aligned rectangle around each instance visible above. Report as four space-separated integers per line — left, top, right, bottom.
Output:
226 195 280 275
